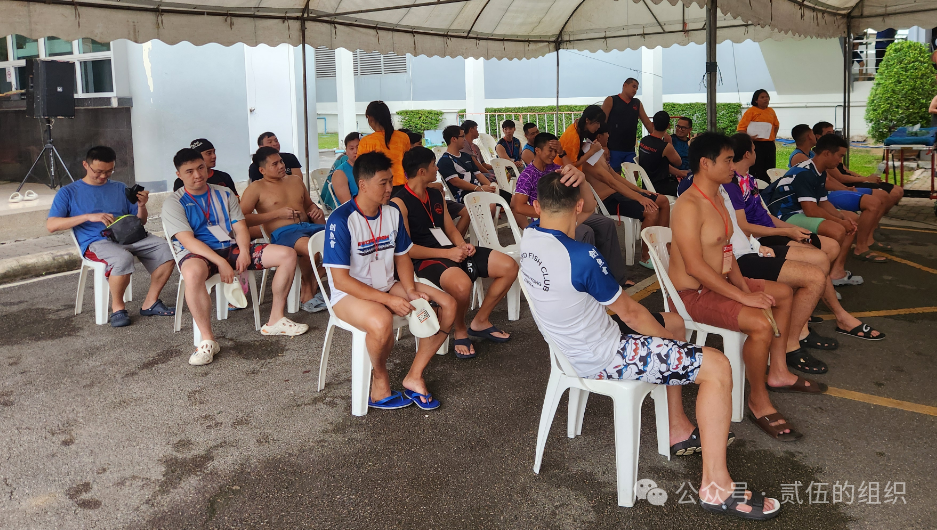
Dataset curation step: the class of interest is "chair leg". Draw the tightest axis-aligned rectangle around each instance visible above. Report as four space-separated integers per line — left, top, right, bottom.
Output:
259 269 268 307
75 266 89 315
193 317 203 347
533 368 569 474
124 274 133 303
624 223 635 266
724 333 747 423
350 331 372 417
651 385 671 460
247 271 261 331
216 282 228 321
287 268 301 313
567 388 590 438
173 277 185 333
471 278 485 311
437 334 449 355
317 321 336 391
507 278 521 321
93 267 109 326
612 392 644 508
574 390 589 436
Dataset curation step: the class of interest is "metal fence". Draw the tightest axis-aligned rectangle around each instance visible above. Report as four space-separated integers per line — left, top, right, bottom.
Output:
458 111 582 137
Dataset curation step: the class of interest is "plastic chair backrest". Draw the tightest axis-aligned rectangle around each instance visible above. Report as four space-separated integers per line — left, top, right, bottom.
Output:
69 229 83 254
432 146 447 160
623 162 653 193
490 159 516 192
591 185 612 217
767 168 786 182
307 231 340 321
475 134 498 162
437 173 457 202
463 191 523 252
640 226 693 321
518 280 581 379
161 218 184 268
309 168 331 198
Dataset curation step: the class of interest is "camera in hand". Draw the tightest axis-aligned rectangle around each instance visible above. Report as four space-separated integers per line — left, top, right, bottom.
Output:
125 184 145 203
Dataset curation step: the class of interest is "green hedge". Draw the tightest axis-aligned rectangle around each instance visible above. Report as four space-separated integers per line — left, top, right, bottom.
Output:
865 41 937 142
458 103 741 137
396 109 444 133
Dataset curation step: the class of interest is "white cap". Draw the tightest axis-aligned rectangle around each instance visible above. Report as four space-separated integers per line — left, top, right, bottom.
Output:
406 298 440 338
223 280 248 309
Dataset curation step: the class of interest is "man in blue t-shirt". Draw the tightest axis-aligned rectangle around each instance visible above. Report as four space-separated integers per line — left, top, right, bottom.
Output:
520 171 781 521
323 152 456 411
163 149 308 367
47 146 175 328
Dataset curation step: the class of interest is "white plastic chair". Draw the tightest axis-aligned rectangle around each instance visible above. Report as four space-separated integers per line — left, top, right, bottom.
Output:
489 159 518 193
590 186 640 266
432 146 447 160
308 232 413 416
162 220 261 346
70 229 133 325
256 223 302 314
463 192 522 321
623 162 676 206
520 282 670 508
475 133 498 164
309 168 332 211
641 226 747 423
766 168 786 182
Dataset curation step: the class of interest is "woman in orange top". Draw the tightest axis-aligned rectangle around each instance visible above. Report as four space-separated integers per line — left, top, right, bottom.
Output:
737 89 780 183
357 100 411 191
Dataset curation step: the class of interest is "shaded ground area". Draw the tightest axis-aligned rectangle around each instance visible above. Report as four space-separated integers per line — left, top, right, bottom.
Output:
1 224 935 529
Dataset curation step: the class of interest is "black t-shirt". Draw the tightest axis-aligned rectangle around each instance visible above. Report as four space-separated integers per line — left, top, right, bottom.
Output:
638 135 673 188
395 186 448 249
607 95 642 152
249 152 302 182
173 168 238 196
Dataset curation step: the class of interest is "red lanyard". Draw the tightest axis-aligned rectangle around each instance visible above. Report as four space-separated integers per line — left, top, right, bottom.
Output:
692 182 729 242
185 189 212 224
504 138 516 159
353 198 383 249
405 183 436 228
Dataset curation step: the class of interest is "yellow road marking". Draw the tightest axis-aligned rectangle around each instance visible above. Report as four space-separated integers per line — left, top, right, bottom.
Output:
874 251 937 275
630 281 661 302
825 387 937 417
880 226 937 235
815 306 937 320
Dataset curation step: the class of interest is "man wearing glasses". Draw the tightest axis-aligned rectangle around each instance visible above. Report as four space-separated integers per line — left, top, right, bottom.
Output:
671 117 693 178
46 146 176 327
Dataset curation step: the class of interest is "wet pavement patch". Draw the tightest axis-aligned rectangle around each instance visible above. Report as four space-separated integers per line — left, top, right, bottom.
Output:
0 390 13 407
224 338 284 361
1 307 78 345
156 443 225 496
65 482 102 510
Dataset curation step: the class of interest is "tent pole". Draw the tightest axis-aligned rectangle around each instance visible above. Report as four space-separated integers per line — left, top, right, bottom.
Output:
555 42 561 129
706 0 717 131
844 18 852 166
301 2 311 191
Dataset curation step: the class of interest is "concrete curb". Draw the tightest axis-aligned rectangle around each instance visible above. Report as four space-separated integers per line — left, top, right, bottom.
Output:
0 248 81 285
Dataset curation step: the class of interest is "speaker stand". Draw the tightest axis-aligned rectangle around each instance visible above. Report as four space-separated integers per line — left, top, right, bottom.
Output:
17 118 75 193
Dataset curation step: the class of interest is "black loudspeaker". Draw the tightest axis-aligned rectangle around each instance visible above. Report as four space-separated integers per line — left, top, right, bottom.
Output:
25 59 75 119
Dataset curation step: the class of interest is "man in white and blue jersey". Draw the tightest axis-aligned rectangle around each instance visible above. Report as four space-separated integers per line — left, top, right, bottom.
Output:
163 149 308 367
323 152 456 411
521 171 781 521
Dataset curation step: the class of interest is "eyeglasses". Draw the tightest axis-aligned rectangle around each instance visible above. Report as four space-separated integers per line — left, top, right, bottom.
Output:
675 124 691 130
89 167 114 177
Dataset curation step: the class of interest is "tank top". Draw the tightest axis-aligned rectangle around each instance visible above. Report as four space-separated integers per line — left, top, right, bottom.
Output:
787 148 814 168
394 186 449 249
637 135 670 187
607 95 642 152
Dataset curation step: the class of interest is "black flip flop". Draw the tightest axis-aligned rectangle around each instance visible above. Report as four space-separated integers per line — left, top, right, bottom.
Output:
467 325 511 343
835 323 885 341
808 316 823 324
453 338 477 359
700 484 780 521
669 427 736 457
786 348 828 375
799 328 838 350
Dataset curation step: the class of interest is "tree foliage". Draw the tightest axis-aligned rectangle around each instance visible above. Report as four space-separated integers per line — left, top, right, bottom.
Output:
865 41 937 142
396 109 444 133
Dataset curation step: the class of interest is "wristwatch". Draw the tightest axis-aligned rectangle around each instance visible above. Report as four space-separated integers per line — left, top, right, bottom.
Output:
558 150 567 158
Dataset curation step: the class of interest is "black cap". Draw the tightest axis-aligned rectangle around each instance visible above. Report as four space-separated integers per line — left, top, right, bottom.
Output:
190 138 215 153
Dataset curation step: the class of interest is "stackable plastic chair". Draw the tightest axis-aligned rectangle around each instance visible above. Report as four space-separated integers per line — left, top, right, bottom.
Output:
766 168 786 182
309 232 417 416
489 159 518 193
308 168 332 211
162 219 261 346
475 133 499 164
641 226 747 423
590 186 640 266
70 229 133 325
463 191 523 321
257 224 302 314
432 146 447 160
520 282 670 508
623 162 676 206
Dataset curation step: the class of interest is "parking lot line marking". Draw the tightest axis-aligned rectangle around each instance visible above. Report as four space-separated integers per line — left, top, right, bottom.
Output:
630 281 660 302
825 387 937 417
0 269 80 289
879 226 937 235
815 306 937 320
875 251 937 275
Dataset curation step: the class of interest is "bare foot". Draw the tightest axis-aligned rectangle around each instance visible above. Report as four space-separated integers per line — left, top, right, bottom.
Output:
402 376 430 404
470 319 509 340
453 333 475 357
747 401 791 435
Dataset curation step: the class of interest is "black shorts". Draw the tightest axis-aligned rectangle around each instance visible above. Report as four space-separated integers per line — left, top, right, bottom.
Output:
497 189 513 204
413 246 494 286
758 233 821 249
602 192 657 221
854 181 896 194
736 246 790 282
446 200 465 219
612 312 666 336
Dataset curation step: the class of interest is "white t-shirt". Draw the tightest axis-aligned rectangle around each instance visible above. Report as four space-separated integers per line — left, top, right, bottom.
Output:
520 224 624 377
322 200 413 305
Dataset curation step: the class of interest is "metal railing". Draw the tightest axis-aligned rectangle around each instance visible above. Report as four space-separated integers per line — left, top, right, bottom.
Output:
458 111 582 137
850 32 908 81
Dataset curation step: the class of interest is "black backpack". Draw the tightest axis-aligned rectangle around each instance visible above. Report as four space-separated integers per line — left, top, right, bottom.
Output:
101 215 147 246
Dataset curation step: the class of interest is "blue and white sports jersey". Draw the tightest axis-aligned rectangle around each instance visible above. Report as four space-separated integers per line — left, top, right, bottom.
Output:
764 159 828 221
322 200 413 305
520 224 623 377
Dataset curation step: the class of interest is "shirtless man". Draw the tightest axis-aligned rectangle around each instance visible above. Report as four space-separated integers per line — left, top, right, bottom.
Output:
240 146 328 312
670 132 824 442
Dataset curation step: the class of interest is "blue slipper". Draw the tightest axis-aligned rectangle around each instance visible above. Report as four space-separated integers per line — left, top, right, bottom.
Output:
140 299 175 316
110 309 131 328
467 325 510 343
453 337 477 359
367 390 413 410
404 389 440 410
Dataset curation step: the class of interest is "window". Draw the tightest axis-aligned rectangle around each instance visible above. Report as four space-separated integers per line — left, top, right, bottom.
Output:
314 47 409 77
314 46 336 78
0 35 115 96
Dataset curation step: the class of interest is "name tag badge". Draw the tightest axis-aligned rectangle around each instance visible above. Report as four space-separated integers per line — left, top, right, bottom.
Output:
722 244 733 274
429 227 452 247
370 259 388 289
208 224 232 242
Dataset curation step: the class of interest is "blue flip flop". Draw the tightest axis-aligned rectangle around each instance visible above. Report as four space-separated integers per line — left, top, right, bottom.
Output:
140 299 175 316
453 337 477 359
367 390 413 410
404 389 440 410
467 326 510 343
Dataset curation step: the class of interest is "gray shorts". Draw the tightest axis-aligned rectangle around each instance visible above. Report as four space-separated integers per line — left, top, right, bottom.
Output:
85 235 174 277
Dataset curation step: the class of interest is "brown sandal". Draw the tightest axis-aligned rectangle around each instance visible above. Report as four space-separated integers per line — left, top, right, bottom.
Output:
748 411 803 442
767 376 828 394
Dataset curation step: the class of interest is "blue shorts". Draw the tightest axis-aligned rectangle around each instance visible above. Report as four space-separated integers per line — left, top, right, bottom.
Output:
269 222 325 249
609 150 637 174
827 189 872 212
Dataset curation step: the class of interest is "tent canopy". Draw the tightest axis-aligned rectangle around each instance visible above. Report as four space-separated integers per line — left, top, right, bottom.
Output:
2 0 935 60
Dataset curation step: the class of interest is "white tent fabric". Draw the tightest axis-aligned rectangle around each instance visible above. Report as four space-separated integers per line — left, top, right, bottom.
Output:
2 0 935 60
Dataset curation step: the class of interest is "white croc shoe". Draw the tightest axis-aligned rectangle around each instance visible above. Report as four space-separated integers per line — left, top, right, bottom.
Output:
261 317 309 337
189 340 220 366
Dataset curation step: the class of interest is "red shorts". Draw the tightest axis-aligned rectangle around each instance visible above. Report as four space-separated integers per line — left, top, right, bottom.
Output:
178 244 268 276
677 277 766 332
